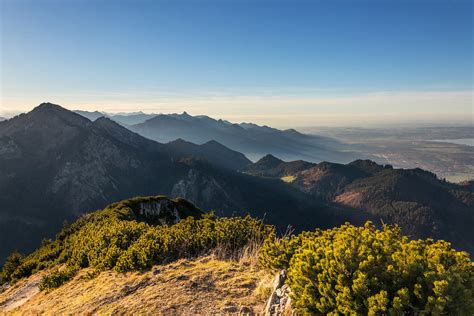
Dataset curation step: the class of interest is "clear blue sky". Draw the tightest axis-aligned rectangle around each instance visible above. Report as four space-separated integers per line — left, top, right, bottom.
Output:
1 0 472 127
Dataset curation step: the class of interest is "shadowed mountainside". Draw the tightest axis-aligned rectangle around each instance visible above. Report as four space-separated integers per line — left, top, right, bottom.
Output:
245 154 315 178
0 103 333 262
246 156 474 253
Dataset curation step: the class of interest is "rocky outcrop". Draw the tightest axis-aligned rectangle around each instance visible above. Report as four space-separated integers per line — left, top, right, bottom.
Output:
124 196 202 225
265 271 293 316
136 199 181 224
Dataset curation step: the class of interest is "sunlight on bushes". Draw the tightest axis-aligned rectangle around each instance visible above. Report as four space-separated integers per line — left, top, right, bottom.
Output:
259 221 474 315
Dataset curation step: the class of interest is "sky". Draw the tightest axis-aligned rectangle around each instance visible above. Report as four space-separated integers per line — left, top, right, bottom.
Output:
0 0 472 127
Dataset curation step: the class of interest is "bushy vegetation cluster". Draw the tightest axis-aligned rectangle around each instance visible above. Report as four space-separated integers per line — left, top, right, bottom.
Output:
0 251 24 283
259 222 474 315
0 197 272 290
38 265 79 291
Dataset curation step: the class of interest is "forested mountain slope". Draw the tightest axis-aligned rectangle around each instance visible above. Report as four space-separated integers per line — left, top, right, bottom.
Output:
246 157 474 253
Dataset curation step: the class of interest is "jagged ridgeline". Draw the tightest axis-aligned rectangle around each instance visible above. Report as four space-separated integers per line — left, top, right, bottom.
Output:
1 196 473 314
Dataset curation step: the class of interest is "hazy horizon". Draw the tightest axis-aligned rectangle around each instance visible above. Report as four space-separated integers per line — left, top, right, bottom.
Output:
1 0 473 128
1 99 473 129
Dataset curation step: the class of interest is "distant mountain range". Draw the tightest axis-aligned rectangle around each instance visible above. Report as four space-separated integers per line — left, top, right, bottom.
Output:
74 110 157 126
74 109 359 163
1 103 472 263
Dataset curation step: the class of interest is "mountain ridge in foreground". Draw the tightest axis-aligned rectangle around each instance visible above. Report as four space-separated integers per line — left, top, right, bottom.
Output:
1 195 472 314
0 195 276 314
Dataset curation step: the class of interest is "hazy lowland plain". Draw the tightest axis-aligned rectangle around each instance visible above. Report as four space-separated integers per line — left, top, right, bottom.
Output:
304 125 474 182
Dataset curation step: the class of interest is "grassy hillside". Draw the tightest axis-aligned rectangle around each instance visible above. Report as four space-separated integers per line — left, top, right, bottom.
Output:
0 257 272 314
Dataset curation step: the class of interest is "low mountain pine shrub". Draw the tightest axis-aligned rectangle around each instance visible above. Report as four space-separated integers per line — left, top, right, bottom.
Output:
260 221 474 315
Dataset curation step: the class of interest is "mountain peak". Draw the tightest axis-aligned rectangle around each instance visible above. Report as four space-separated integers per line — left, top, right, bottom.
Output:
93 116 118 126
34 102 65 112
174 111 193 119
284 128 302 135
168 138 203 147
348 159 385 174
27 102 90 127
256 154 284 167
178 111 194 121
202 139 224 147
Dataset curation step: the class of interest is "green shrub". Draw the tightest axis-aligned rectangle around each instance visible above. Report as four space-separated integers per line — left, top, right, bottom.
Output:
115 226 168 272
0 251 23 283
259 230 317 270
10 259 38 282
285 222 474 315
115 214 273 272
39 265 79 291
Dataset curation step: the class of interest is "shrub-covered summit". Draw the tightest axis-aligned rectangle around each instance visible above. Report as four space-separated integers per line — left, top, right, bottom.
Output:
1 196 472 315
0 196 272 289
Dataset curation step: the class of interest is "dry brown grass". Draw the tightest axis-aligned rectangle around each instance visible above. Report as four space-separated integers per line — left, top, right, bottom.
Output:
334 190 364 207
0 256 272 315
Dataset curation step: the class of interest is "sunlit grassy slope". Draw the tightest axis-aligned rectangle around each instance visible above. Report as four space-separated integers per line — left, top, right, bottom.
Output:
0 256 272 314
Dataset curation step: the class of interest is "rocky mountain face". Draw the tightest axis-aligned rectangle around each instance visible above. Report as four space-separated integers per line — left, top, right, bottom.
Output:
124 196 203 225
246 156 474 253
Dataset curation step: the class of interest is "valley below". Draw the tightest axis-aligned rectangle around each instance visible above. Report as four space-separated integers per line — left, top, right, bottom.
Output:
305 126 474 182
